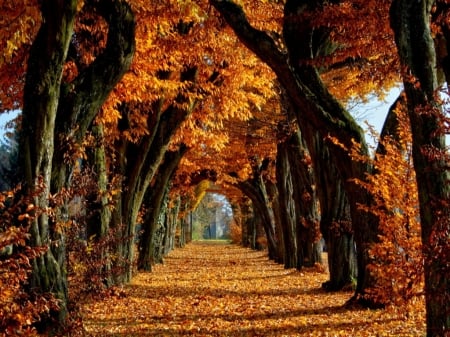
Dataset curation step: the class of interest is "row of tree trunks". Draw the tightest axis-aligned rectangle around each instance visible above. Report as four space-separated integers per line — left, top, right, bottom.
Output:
111 67 199 282
211 0 378 304
237 161 278 258
137 146 187 271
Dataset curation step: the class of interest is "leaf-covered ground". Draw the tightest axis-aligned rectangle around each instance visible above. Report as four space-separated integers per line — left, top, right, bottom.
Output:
81 242 426 336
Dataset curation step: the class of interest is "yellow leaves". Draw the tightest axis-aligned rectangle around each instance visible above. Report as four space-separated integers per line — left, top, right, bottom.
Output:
0 1 40 65
349 109 423 306
82 242 426 336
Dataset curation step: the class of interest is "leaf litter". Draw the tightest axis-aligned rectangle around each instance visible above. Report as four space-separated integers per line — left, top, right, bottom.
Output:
81 242 426 336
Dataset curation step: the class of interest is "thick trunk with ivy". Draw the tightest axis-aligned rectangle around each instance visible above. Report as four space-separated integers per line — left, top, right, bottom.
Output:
137 146 186 271
34 0 136 290
391 1 450 335
19 1 77 329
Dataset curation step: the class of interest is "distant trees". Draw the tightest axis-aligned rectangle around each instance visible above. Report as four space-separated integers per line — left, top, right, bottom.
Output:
0 121 19 191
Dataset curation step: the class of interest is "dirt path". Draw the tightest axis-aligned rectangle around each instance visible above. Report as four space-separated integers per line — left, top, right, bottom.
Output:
81 242 425 336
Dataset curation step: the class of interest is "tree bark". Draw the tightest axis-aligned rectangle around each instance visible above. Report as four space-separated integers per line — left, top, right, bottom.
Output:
238 170 278 259
85 124 113 285
391 1 450 335
137 146 187 271
265 181 285 264
52 0 135 193
287 129 321 268
112 67 198 282
164 196 181 254
20 1 77 329
276 137 298 268
211 0 379 303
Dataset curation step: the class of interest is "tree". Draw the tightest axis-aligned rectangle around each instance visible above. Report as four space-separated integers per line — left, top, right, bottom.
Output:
390 1 450 335
95 0 277 281
1 0 135 330
138 145 187 271
210 0 397 304
0 121 19 191
19 1 78 328
356 101 423 307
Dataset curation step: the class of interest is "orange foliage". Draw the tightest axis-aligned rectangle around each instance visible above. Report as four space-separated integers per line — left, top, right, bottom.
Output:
100 0 276 146
310 0 400 101
0 189 58 336
81 242 426 336
0 0 40 111
228 220 242 244
352 105 423 306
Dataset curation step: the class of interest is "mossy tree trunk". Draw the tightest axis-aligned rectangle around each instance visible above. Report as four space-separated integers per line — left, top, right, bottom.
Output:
391 1 450 335
19 1 77 329
20 2 135 330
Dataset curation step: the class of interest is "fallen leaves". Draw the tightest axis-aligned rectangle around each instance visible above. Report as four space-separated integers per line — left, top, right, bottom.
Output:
81 242 425 336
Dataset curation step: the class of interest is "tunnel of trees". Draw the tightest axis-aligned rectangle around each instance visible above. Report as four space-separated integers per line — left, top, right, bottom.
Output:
0 0 448 336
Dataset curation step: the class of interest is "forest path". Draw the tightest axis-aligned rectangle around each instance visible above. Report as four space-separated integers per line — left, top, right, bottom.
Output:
81 241 425 336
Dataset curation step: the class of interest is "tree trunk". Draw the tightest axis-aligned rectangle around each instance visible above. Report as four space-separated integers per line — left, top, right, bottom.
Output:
287 129 321 268
19 1 77 329
238 174 278 259
391 1 450 335
112 68 198 282
247 206 257 250
137 146 187 271
239 201 252 247
211 0 379 303
85 124 113 285
276 138 298 268
165 196 181 254
265 181 285 264
152 196 168 265
309 129 357 291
